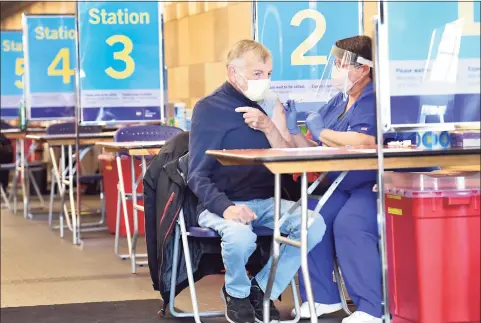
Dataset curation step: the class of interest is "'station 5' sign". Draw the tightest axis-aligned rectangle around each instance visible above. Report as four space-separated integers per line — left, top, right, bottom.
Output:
0 30 24 119
77 2 164 123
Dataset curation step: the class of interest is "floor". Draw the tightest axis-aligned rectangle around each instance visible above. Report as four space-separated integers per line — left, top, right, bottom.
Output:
1 197 348 323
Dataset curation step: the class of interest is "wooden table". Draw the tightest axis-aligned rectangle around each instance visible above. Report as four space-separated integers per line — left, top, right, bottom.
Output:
96 141 165 156
1 128 47 217
96 140 166 273
26 132 115 245
27 131 116 146
206 146 480 323
1 127 46 140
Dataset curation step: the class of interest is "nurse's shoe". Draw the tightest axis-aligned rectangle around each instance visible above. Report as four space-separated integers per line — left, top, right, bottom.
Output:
341 311 382 323
291 302 342 319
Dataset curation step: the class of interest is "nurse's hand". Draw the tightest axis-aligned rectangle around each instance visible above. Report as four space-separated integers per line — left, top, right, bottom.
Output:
305 112 326 141
235 107 275 134
284 100 300 135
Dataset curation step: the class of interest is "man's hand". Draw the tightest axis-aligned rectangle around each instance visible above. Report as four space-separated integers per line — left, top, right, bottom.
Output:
235 107 275 134
223 205 257 224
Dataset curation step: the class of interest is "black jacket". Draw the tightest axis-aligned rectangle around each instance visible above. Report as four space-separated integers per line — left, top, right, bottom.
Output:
143 132 272 311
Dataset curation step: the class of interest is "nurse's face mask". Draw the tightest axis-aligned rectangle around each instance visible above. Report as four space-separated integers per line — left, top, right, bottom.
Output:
316 45 373 101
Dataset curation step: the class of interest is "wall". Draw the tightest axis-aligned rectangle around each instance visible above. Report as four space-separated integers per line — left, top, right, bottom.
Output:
164 1 379 109
0 2 76 29
163 1 252 109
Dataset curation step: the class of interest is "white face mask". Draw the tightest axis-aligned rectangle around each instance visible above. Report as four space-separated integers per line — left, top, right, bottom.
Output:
236 70 271 102
331 67 354 94
330 65 367 95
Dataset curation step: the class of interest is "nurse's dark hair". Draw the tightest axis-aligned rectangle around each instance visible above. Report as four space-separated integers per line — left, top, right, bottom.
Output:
336 35 373 78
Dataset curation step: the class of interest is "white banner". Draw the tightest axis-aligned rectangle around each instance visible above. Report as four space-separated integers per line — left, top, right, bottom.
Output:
30 92 75 108
390 59 480 96
81 89 162 108
0 95 21 109
270 80 339 103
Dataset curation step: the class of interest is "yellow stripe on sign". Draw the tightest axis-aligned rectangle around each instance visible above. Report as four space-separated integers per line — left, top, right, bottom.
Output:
388 207 403 216
387 195 402 200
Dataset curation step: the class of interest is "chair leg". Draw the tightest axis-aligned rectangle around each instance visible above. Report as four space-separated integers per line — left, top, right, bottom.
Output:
1 186 11 210
169 211 223 321
288 279 301 323
99 180 106 225
29 168 45 207
334 259 352 315
168 224 182 316
48 169 56 228
114 187 122 256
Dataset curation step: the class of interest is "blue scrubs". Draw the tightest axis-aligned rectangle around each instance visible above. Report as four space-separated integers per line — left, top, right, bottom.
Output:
298 82 383 317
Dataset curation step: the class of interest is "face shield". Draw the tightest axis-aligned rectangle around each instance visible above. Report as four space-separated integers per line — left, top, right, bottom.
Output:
316 45 373 101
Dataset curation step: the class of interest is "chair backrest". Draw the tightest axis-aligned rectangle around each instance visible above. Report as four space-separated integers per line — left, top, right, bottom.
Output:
114 124 183 143
0 121 14 130
46 122 102 135
177 152 189 184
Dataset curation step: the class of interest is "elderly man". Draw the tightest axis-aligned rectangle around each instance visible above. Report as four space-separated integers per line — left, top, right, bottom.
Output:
187 39 326 323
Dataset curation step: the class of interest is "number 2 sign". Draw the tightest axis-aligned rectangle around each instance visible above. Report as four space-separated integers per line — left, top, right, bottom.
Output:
255 1 362 103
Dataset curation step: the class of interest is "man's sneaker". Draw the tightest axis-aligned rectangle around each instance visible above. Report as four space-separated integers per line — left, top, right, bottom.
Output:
249 279 280 323
220 285 256 323
291 302 342 319
342 311 382 323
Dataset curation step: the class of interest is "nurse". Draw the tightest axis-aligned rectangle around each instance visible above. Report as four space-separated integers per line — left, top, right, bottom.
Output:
236 36 382 323
288 35 382 323
237 35 382 323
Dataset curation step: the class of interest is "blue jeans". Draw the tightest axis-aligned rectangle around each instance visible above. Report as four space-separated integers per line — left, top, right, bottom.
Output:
198 198 326 300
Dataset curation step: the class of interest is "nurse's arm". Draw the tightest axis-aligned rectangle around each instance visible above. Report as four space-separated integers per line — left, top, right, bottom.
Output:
318 129 375 147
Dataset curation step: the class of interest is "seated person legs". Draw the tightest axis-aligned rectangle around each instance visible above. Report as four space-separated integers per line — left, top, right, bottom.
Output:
296 182 382 323
199 198 325 323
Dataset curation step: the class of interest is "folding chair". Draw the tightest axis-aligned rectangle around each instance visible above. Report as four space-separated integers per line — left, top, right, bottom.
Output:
113 124 183 273
1 153 45 214
45 122 106 240
168 154 301 323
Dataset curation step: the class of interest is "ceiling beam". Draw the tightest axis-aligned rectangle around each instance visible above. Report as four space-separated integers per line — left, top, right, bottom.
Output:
0 2 33 22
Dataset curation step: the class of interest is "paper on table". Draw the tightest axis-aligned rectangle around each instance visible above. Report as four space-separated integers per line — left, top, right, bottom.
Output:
351 147 417 153
274 147 338 152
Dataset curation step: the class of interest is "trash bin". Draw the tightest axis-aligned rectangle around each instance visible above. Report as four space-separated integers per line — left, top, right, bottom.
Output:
385 171 480 323
99 153 144 236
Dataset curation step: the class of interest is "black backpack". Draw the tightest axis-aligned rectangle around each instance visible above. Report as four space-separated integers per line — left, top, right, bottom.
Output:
144 132 273 309
143 131 190 293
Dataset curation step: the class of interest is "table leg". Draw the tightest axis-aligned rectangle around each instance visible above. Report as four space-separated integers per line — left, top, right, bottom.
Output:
9 139 20 214
114 189 122 255
300 172 317 323
68 144 79 244
130 155 139 273
51 146 72 231
263 173 281 323
20 139 29 219
116 155 132 257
